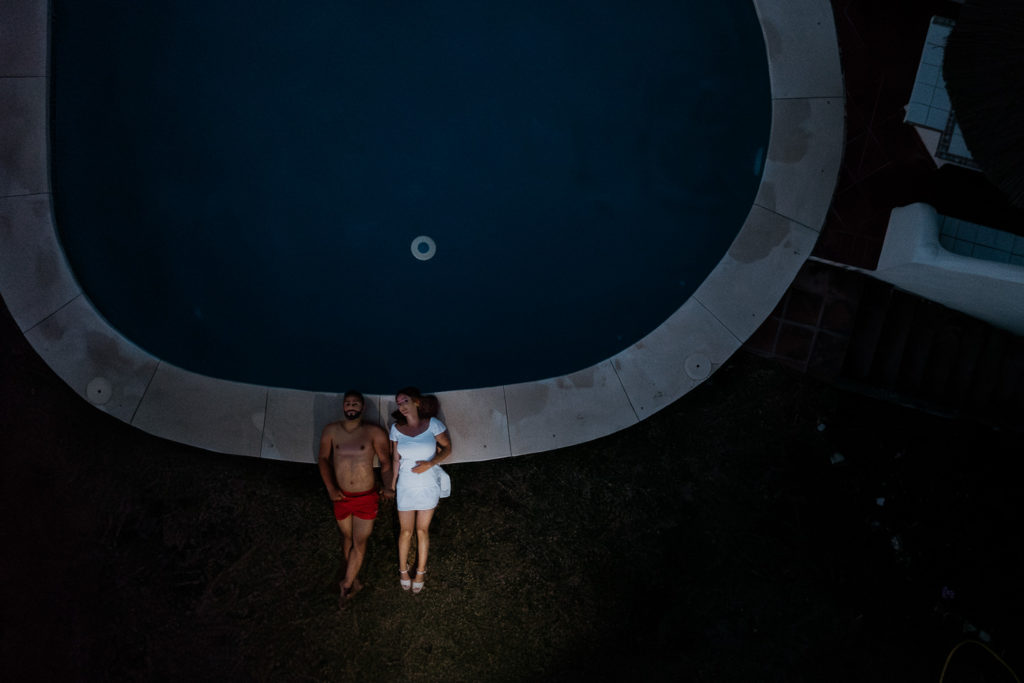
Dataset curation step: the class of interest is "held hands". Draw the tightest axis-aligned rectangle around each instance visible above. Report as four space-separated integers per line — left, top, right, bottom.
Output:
381 486 396 500
411 460 433 474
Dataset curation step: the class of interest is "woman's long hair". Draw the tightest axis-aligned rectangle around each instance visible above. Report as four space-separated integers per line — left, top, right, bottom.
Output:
391 386 440 425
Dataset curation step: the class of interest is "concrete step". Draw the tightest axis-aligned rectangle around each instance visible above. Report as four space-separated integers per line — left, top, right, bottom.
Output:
842 277 894 381
870 289 917 388
832 274 1022 429
966 328 1008 411
745 260 1023 431
949 319 987 407
896 298 942 395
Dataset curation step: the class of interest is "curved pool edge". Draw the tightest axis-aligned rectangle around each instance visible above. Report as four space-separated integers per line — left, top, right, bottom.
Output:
0 0 845 464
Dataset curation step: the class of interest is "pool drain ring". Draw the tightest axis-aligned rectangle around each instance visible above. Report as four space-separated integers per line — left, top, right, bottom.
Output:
411 235 437 261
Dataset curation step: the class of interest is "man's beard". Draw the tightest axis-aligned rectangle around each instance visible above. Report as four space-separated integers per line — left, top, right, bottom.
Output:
344 410 362 420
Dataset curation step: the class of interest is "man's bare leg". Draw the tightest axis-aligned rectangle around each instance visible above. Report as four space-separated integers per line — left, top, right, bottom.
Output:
336 516 354 604
341 516 374 597
337 515 354 561
336 515 371 607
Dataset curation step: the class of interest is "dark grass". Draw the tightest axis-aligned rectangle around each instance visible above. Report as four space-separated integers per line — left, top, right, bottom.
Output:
2 297 1022 681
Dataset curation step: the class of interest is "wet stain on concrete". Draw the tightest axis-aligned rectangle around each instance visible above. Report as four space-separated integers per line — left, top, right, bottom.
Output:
768 99 813 165
729 211 792 264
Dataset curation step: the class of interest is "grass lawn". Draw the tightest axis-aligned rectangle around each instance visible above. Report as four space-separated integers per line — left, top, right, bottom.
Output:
2 300 1021 681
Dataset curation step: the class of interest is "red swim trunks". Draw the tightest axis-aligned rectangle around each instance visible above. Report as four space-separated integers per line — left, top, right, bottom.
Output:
333 488 379 520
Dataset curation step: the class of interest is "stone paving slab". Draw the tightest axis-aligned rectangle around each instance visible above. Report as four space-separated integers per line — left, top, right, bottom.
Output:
0 194 81 331
132 363 268 457
0 77 47 197
23 293 159 424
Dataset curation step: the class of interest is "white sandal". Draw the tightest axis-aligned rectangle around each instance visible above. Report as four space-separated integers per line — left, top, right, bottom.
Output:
412 569 427 594
399 568 411 591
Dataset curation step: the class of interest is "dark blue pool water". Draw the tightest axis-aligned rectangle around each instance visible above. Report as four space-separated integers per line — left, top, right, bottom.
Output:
52 1 770 393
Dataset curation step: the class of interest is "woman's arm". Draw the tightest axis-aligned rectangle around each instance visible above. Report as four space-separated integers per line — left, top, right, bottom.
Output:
433 431 452 464
412 430 452 473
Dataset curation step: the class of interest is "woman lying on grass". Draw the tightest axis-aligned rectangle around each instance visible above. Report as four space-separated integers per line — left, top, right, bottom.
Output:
389 387 452 594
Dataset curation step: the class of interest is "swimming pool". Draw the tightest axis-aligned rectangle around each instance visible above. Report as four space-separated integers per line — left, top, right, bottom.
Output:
51 1 769 393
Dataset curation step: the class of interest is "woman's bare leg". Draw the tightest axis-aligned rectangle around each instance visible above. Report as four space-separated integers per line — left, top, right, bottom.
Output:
414 508 435 585
397 509 416 578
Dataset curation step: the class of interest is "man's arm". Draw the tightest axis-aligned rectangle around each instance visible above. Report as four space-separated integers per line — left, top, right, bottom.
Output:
374 426 395 499
390 440 400 491
317 426 343 500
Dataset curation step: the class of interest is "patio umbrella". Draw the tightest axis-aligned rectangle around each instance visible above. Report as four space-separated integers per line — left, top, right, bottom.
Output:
943 0 1024 209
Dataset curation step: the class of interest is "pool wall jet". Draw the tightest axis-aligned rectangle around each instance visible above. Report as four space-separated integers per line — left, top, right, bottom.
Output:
0 0 844 464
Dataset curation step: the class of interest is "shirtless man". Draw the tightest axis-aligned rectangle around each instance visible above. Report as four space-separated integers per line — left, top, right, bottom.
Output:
318 390 393 608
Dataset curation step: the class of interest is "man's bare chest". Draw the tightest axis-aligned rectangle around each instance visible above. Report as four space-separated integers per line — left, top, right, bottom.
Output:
333 436 373 461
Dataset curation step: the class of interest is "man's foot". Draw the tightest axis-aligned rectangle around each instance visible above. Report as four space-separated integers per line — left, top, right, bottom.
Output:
338 579 363 610
338 583 351 610
399 568 411 591
412 569 426 594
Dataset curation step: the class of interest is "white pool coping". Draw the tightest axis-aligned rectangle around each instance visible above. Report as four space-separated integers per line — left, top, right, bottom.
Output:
0 0 844 464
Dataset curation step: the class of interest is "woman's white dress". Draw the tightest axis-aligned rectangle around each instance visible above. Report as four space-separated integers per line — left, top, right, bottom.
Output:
391 417 450 511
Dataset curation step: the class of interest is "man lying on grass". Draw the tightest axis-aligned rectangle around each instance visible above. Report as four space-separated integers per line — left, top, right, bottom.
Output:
318 390 393 608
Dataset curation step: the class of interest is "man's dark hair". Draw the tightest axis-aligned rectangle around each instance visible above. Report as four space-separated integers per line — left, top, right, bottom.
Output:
343 389 364 403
